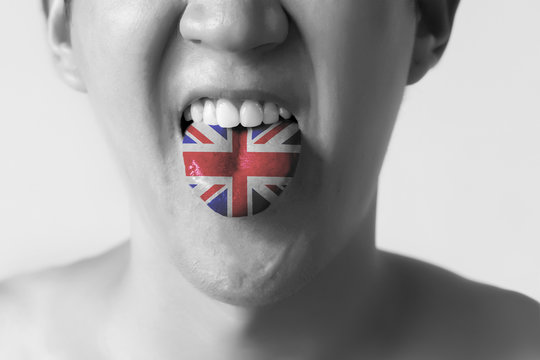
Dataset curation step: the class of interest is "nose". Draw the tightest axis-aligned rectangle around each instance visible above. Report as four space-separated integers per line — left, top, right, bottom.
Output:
179 0 289 53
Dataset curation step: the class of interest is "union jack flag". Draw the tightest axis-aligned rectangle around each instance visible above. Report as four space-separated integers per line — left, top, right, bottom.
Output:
182 120 301 217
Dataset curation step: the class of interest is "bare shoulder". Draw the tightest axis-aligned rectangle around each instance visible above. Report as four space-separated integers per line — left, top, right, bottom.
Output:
0 242 129 358
379 251 540 360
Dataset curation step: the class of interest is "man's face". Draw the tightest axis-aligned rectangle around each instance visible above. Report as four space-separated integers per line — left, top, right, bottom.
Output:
68 0 416 305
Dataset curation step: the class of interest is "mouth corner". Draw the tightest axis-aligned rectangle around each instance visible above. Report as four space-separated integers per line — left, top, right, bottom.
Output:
180 112 191 137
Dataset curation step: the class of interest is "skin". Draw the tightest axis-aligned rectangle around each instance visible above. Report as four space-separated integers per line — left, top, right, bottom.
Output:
63 0 419 306
1 0 539 359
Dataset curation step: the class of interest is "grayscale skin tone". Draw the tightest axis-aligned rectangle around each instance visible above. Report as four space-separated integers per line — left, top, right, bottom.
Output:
1 0 539 359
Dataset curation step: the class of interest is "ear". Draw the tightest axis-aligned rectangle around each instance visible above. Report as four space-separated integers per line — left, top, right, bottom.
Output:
407 0 460 85
47 0 86 92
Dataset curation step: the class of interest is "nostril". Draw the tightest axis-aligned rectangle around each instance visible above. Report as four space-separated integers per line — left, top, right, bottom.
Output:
253 42 279 53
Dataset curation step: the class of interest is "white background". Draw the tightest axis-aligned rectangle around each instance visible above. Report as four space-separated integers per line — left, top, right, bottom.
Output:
0 1 538 301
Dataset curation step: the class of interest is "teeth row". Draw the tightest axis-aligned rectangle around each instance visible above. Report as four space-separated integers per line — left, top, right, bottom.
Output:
183 99 292 128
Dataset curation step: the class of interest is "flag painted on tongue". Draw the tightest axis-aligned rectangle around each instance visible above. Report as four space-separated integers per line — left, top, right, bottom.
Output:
182 120 301 217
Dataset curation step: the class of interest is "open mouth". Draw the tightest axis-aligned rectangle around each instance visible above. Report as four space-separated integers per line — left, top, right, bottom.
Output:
180 97 302 218
179 97 297 135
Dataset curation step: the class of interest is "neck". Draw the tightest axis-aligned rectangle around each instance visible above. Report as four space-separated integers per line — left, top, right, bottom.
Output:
108 203 381 359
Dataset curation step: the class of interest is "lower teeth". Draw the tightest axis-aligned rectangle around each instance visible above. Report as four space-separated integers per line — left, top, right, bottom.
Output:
182 120 301 217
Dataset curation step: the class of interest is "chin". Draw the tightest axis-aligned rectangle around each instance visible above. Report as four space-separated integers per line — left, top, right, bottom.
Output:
198 269 313 307
172 231 317 307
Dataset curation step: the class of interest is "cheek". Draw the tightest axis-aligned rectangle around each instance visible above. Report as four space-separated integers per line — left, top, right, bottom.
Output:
312 9 413 144
295 2 415 216
70 1 184 171
303 4 414 142
73 2 181 97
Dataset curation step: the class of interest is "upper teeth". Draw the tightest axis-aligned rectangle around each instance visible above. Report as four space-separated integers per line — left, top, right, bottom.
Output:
184 98 292 128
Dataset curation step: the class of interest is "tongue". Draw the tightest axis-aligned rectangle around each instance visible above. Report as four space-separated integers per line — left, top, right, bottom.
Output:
182 120 301 217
